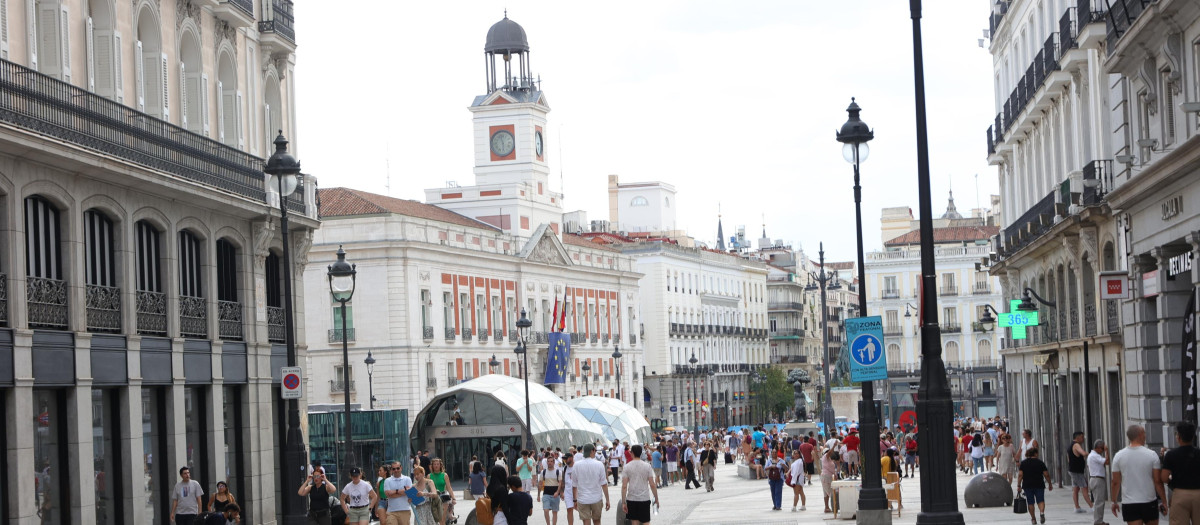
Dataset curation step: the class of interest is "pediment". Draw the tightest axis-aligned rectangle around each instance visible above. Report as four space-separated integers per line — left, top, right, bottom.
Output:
480 91 518 106
518 224 572 267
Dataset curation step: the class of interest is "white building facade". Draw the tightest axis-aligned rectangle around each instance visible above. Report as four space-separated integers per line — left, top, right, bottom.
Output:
0 0 309 523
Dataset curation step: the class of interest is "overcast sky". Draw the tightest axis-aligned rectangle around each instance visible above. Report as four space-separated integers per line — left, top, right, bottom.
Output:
294 0 997 260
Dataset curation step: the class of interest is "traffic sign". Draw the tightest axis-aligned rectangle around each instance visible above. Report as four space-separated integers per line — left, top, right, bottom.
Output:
846 316 886 382
669 405 678 413
281 366 303 399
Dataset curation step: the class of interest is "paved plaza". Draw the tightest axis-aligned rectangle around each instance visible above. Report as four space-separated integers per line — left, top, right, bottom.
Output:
638 464 1113 525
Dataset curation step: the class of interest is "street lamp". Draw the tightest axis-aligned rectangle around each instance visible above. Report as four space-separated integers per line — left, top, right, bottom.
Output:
364 351 376 410
327 246 358 475
612 343 623 401
909 1 966 522
514 309 533 449
265 132 308 525
489 354 500 374
1016 288 1055 312
689 352 698 429
808 243 838 438
837 97 888 522
582 359 592 395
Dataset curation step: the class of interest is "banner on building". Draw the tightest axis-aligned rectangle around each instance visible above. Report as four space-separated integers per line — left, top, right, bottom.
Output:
1183 292 1197 425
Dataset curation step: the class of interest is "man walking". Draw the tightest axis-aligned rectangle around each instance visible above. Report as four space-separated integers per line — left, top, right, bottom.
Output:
800 436 816 486
1161 421 1200 524
1088 440 1110 525
562 453 577 525
383 461 414 525
170 466 204 525
843 427 861 479
1071 431 1096 514
620 445 659 525
1111 424 1167 525
518 450 538 493
573 444 610 525
664 440 678 485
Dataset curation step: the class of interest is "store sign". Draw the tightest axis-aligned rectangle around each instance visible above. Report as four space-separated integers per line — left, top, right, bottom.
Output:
1143 270 1160 298
1000 299 1037 340
1099 271 1130 300
1168 252 1194 279
1162 195 1184 221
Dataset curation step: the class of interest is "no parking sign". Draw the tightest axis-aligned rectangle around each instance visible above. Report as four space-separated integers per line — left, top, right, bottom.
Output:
281 366 303 399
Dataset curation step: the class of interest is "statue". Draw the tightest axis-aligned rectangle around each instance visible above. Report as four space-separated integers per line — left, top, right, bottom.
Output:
788 369 812 420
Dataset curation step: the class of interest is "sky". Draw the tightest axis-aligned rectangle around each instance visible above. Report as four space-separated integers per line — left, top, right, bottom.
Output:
294 0 999 261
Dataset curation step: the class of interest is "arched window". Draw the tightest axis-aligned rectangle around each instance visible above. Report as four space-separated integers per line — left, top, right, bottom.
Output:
217 49 242 147
180 25 205 134
978 339 993 361
135 2 168 118
178 230 206 338
84 209 121 333
630 196 649 207
887 344 901 366
87 0 121 99
135 220 166 335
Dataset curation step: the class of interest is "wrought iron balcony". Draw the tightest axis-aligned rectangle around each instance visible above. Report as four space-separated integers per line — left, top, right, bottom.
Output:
629 334 637 345
329 379 354 393
463 329 474 342
1001 190 1057 258
1106 300 1119 334
448 377 460 387
266 305 286 343
1105 0 1146 51
258 0 295 43
136 290 167 336
942 323 962 334
327 328 355 343
1070 304 1080 339
768 301 804 311
423 326 434 340
221 300 246 341
939 285 958 296
179 295 208 338
0 274 7 326
590 335 599 344
602 335 610 344
533 331 548 344
770 329 803 339
972 282 992 295
494 329 503 342
446 327 456 341
1084 303 1097 337
479 330 489 342
509 329 519 343
882 289 901 299
986 126 995 156
86 284 122 333
27 277 68 330
0 59 306 213
883 325 904 337
426 378 437 388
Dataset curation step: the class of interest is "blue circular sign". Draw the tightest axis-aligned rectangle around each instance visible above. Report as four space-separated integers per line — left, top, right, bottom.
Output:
850 334 884 366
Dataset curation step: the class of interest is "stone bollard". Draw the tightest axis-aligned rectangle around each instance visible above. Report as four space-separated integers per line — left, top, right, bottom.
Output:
963 471 1014 508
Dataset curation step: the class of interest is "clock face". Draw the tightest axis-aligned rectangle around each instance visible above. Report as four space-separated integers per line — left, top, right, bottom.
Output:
491 130 516 158
535 131 544 158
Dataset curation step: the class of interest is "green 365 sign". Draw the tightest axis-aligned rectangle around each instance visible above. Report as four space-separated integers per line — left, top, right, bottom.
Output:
998 299 1039 339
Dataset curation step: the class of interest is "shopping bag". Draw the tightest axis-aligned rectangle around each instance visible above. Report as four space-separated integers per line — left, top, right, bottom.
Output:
1012 493 1027 514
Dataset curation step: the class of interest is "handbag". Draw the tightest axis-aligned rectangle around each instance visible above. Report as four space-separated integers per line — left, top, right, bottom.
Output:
1012 492 1027 514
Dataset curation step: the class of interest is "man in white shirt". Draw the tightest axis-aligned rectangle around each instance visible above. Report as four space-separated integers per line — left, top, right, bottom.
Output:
1087 440 1109 525
169 466 204 525
620 445 659 525
1110 424 1167 525
573 443 611 525
562 453 578 525
383 461 414 525
609 441 625 486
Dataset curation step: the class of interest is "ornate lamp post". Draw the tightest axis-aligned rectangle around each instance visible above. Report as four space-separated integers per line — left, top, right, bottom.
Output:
327 246 358 475
582 359 592 395
364 351 376 410
836 98 888 524
807 243 838 437
514 309 533 449
689 352 698 429
909 1 965 522
612 343 623 401
264 132 308 525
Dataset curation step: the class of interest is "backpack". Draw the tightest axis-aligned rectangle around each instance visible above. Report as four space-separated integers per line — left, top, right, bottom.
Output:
475 497 495 525
766 462 782 481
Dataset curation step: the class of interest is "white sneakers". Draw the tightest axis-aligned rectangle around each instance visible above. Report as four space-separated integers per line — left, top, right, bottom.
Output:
791 506 807 512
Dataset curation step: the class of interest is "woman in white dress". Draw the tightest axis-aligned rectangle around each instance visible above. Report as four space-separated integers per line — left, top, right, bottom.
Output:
995 433 1018 483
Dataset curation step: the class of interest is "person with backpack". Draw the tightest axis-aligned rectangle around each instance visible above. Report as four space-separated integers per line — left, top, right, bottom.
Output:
475 466 508 525
540 456 563 525
700 441 718 492
764 451 788 511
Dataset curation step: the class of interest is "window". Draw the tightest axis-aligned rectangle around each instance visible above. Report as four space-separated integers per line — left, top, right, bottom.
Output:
541 299 550 332
34 0 71 80
887 343 901 365
446 363 455 384
475 294 486 334
943 307 957 325
420 290 431 328
332 301 354 333
630 196 649 207
507 297 516 333
1138 91 1151 145
886 310 899 328
941 272 956 291
492 296 502 336
333 365 353 392
945 341 961 364
460 293 472 333
883 276 897 296
134 5 167 118
443 292 454 333
1162 70 1176 146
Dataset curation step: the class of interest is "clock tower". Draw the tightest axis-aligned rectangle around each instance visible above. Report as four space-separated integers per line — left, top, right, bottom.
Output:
426 15 562 244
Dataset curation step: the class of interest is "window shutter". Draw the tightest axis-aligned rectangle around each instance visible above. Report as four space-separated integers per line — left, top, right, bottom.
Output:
134 40 145 111
95 28 116 98
179 62 187 129
85 17 95 91
25 0 35 69
221 86 237 147
216 79 224 142
36 1 60 77
245 44 256 153
184 70 201 133
236 90 244 149
58 3 69 82
1 0 10 60
200 73 210 134
112 31 123 102
160 52 169 119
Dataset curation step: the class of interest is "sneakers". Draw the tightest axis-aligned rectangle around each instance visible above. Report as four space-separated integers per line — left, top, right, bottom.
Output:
791 507 797 512
1040 514 1045 524
1075 508 1087 514
801 505 806 511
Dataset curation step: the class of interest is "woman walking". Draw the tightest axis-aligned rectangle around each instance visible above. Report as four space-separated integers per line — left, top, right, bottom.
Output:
765 451 788 511
410 466 439 525
996 434 1018 484
485 466 511 525
208 481 237 513
469 462 487 500
430 458 457 524
970 434 986 475
983 432 996 471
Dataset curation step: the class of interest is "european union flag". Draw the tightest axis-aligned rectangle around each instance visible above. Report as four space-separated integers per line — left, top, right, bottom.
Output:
544 332 571 384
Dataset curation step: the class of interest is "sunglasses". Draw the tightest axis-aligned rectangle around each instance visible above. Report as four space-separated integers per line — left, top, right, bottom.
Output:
391 467 402 471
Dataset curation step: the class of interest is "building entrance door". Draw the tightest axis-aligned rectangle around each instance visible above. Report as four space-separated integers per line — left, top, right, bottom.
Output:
435 436 522 483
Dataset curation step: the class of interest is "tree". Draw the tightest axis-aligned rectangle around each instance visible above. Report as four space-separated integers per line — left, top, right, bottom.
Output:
754 367 794 420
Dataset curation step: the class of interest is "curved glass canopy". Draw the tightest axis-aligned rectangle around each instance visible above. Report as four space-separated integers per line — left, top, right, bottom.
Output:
567 396 653 445
411 374 604 453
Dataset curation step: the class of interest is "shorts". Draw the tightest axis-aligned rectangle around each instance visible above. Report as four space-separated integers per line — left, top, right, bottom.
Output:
984 447 994 457
905 453 917 465
347 506 372 522
821 473 834 495
385 510 411 525
522 478 534 492
805 462 816 475
1070 472 1087 488
542 494 561 511
667 463 678 473
1121 501 1159 523
1023 488 1045 504
577 501 604 521
846 450 860 464
626 500 651 522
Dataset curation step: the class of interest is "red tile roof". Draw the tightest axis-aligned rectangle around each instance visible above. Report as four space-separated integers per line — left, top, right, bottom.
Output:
563 233 620 252
884 226 1000 246
319 187 499 231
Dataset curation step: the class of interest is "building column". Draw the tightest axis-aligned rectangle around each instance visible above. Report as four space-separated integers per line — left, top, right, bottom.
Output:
6 328 35 522
123 335 148 524
68 335 97 522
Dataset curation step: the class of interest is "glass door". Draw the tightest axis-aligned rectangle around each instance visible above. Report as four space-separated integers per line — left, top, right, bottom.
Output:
435 436 521 483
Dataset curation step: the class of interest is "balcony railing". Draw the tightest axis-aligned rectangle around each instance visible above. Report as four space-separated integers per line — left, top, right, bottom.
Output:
770 329 803 338
629 334 637 345
27 276 68 330
329 379 355 394
768 301 804 311
85 284 122 333
463 329 474 342
179 295 207 338
426 378 437 389
136 290 167 336
972 282 991 294
882 289 900 299
266 305 287 343
509 329 519 343
1105 0 1147 52
883 325 903 337
939 285 958 296
221 300 246 341
494 329 503 342
328 328 356 343
1106 300 1119 334
1070 304 1080 339
1002 190 1057 257
445 327 456 341
1082 159 1115 206
448 377 459 387
590 335 599 344
988 1 1010 36
942 323 962 334
258 0 295 43
479 330 489 342
0 59 305 212
225 0 253 16
423 326 434 340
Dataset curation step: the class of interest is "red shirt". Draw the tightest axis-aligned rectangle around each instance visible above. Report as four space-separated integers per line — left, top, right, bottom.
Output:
906 439 917 453
961 435 972 452
800 442 815 463
844 434 861 452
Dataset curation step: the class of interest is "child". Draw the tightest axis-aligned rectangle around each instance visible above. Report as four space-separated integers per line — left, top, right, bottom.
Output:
505 475 534 525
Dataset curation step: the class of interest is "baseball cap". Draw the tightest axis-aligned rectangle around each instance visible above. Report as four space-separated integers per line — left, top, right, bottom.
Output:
349 467 362 477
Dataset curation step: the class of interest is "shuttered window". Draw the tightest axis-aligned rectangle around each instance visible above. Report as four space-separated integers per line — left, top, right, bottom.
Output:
24 196 61 279
178 231 202 298
135 221 162 292
83 211 115 287
216 239 239 303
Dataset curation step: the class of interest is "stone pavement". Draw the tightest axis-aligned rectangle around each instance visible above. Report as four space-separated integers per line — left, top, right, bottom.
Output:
642 463 1115 525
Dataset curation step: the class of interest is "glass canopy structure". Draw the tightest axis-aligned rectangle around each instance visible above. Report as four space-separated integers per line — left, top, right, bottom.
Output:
411 375 604 479
567 396 654 445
